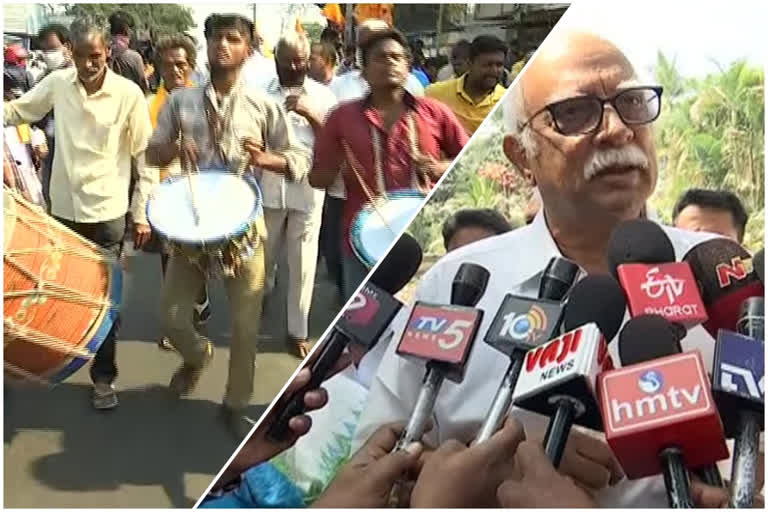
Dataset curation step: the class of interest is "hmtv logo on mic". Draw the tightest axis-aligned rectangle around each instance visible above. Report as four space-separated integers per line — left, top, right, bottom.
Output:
485 295 563 355
599 351 729 478
617 263 708 327
397 302 483 365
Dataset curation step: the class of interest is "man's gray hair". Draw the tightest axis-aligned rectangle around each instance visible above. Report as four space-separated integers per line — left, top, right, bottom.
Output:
503 83 539 159
69 17 109 48
275 31 310 59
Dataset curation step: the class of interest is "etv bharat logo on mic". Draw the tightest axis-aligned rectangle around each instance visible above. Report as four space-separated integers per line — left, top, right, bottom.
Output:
637 265 704 318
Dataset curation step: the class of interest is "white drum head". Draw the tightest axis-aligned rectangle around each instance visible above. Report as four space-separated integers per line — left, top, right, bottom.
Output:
147 172 260 244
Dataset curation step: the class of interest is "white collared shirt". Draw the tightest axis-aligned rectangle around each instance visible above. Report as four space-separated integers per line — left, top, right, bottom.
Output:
260 77 337 213
4 67 154 223
353 211 724 508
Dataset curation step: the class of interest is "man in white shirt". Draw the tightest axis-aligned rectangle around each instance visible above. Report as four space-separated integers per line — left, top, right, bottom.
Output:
353 31 758 507
4 19 154 410
261 32 338 358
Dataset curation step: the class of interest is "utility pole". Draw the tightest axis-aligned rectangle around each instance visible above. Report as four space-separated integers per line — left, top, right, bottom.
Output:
435 4 444 56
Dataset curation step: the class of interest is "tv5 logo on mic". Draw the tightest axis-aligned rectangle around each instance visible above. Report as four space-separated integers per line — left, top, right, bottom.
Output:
599 352 728 478
337 282 402 348
397 302 483 367
485 295 563 355
617 263 708 327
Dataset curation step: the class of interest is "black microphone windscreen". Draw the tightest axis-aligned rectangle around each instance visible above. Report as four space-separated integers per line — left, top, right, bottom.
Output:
562 274 627 341
369 233 423 295
754 248 764 284
451 262 490 307
539 256 581 301
618 314 683 365
607 219 675 277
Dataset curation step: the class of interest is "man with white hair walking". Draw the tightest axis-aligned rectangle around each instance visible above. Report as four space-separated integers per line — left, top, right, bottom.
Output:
261 31 338 357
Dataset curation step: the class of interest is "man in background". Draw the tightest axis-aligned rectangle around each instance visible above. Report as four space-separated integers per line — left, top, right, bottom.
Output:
426 35 508 135
108 11 148 94
309 41 337 86
442 208 512 252
436 39 471 82
673 188 748 242
146 34 210 351
36 23 74 209
261 32 337 358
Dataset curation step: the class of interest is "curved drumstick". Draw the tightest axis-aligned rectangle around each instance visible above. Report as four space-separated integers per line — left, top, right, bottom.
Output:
180 131 201 227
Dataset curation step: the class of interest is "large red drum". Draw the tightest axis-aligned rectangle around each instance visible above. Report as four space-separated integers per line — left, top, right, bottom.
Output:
3 187 122 385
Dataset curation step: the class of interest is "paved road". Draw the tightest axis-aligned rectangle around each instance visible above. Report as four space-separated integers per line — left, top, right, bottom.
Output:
4 246 342 508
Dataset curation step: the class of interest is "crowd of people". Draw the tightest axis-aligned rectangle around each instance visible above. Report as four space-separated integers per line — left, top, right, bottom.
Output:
3 9 516 440
201 30 763 509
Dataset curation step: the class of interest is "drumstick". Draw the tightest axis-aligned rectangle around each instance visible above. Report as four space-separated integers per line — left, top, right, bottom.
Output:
180 131 201 226
341 142 396 235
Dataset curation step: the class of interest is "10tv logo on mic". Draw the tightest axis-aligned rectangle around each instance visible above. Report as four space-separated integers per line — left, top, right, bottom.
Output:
485 295 563 354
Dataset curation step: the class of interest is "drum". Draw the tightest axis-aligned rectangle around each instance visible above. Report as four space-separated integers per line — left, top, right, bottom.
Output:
350 189 426 268
146 170 264 278
3 187 122 385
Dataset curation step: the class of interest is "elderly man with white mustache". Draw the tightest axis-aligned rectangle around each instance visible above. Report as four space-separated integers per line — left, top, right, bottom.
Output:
349 32 749 507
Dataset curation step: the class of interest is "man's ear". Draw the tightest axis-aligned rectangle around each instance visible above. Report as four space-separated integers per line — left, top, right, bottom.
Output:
503 134 536 186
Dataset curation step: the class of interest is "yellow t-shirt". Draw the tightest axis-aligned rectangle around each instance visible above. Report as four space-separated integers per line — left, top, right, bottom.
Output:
425 75 507 135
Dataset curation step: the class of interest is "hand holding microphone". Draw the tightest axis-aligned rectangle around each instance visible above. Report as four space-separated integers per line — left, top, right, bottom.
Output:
311 422 424 509
410 416 526 508
267 234 422 442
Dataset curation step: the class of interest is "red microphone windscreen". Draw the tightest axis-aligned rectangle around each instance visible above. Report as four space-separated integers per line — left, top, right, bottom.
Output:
683 239 764 335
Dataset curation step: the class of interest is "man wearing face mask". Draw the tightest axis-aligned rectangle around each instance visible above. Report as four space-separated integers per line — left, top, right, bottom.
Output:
34 24 73 209
107 11 148 94
260 31 338 358
4 18 155 410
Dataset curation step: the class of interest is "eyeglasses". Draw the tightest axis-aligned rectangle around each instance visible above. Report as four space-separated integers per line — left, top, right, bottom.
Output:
522 86 663 136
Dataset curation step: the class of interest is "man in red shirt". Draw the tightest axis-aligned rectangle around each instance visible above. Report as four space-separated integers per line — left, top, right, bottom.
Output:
310 28 468 300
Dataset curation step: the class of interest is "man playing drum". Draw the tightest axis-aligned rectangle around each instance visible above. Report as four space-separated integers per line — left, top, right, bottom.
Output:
147 34 211 351
310 28 468 300
146 14 311 438
4 19 155 410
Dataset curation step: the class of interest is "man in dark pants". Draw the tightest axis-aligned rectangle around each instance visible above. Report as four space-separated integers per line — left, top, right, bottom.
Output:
4 19 154 410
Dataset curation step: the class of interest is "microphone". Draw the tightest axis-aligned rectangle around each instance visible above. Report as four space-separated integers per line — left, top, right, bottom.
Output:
608 219 707 328
266 234 422 441
475 257 579 443
512 274 626 466
682 238 763 337
712 299 765 508
394 263 489 449
599 315 730 508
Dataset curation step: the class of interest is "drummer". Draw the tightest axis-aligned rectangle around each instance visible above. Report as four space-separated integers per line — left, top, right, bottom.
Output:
4 19 155 410
309 27 468 300
146 13 311 438
146 34 211 351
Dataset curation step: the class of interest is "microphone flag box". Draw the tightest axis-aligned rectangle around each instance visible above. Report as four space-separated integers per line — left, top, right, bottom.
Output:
397 301 483 383
617 262 708 328
599 351 729 478
484 294 564 356
336 282 402 349
712 329 765 435
513 323 610 431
